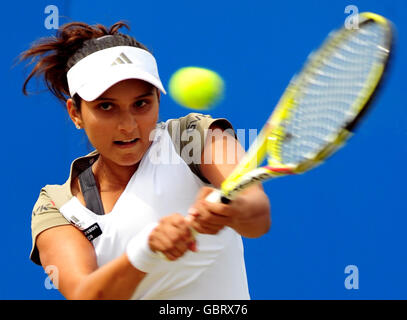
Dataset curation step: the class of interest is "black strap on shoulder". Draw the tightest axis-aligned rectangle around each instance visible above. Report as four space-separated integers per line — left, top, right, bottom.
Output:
78 166 105 215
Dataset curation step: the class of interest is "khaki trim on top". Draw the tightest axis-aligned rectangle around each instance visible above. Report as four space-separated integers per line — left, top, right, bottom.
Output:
30 150 100 266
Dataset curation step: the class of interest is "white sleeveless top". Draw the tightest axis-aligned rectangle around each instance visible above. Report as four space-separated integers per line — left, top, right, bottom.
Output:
58 121 250 299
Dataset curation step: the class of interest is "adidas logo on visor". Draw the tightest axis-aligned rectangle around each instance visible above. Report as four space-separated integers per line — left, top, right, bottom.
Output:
111 53 133 66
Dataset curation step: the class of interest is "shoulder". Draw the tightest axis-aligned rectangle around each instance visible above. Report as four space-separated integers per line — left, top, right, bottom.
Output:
165 113 237 183
166 112 236 150
167 112 236 138
30 149 100 266
30 184 71 265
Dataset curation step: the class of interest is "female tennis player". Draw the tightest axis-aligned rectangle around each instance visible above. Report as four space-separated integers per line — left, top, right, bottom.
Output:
22 21 271 300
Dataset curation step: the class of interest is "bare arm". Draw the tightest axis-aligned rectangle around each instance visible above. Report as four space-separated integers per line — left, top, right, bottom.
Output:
190 124 271 238
37 225 145 300
37 214 195 300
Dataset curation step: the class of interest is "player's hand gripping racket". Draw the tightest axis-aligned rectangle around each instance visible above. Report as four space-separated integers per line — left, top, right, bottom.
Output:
205 12 393 204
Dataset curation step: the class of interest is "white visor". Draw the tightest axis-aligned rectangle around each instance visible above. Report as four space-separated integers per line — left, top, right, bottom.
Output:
67 46 166 101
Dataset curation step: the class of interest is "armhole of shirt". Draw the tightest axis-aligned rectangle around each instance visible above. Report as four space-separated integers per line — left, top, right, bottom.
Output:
167 113 236 184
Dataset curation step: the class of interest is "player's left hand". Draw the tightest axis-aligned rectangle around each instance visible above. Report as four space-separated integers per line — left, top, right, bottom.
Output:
186 186 252 235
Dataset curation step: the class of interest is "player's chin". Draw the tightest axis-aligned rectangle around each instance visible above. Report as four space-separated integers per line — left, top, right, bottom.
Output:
111 145 146 166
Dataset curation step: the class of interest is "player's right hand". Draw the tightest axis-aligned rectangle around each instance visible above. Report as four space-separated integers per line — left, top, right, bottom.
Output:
148 213 197 261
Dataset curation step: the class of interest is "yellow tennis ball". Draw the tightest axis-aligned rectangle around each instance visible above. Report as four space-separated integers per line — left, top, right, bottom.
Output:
168 67 224 110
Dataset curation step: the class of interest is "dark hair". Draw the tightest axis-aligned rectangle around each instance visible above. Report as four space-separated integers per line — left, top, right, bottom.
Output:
20 21 150 109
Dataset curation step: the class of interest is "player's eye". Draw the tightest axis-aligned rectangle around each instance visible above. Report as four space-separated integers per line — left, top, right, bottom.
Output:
98 102 114 111
134 100 149 109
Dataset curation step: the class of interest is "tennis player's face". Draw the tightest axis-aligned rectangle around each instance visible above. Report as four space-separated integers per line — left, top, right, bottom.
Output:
77 79 160 167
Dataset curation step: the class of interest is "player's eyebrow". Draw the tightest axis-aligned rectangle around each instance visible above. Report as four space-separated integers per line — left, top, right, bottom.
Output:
94 90 155 101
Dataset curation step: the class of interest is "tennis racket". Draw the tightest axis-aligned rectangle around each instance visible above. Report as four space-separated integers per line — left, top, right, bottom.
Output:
205 12 393 204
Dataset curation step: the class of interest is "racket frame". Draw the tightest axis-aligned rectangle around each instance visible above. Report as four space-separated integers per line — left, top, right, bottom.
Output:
217 12 393 202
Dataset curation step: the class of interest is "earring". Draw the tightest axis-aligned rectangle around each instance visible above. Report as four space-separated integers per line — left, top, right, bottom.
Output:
75 124 81 129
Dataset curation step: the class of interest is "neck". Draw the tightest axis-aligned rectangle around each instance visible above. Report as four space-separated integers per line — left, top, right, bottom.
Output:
92 156 139 191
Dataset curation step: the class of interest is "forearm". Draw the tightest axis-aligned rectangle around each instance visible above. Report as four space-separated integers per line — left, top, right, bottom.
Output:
71 254 146 300
229 188 271 238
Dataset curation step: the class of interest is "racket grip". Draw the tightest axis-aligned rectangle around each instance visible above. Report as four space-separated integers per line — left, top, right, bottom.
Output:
205 189 231 204
178 189 231 256
185 215 198 238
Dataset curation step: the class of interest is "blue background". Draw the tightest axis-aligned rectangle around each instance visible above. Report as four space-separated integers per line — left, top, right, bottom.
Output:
2 0 406 299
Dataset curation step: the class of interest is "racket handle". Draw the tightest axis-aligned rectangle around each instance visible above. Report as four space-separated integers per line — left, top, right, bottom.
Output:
185 215 198 238
205 189 231 204
172 189 231 258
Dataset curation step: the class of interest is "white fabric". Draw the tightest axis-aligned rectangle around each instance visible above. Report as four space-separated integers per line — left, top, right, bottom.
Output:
59 122 250 300
126 222 161 272
67 46 166 101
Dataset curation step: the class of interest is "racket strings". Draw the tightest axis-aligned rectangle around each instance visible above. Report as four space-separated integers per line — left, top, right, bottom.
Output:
272 22 388 165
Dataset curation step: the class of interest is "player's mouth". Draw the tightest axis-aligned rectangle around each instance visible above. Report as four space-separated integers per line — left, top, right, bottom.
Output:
114 138 140 148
